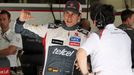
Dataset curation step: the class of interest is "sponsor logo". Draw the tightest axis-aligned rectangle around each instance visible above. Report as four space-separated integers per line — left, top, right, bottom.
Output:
69 36 80 46
52 48 74 56
69 42 80 46
0 67 10 75
51 39 63 45
47 67 59 72
70 36 80 42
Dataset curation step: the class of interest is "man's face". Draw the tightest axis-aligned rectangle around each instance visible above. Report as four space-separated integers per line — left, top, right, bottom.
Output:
128 14 134 26
0 14 10 29
64 11 81 27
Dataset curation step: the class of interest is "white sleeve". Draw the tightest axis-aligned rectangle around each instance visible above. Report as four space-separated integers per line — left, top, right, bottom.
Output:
23 23 49 37
80 33 98 55
10 33 23 50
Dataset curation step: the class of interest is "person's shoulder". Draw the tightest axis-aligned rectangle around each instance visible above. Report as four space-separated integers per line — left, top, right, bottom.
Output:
10 30 21 36
47 22 61 29
117 24 123 28
86 31 99 40
112 27 128 35
6 30 21 40
118 24 124 26
77 28 90 36
118 24 133 31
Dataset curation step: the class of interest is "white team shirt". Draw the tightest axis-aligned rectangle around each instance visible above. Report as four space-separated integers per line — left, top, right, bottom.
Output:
81 24 133 75
0 28 22 67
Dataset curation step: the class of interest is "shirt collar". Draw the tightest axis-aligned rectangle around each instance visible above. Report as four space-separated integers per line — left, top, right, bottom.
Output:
0 28 11 36
61 21 79 30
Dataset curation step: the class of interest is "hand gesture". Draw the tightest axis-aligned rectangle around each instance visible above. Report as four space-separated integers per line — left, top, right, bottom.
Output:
75 62 91 71
19 10 33 21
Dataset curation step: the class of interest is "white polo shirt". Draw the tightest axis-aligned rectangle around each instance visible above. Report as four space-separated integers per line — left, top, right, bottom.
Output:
0 28 22 67
81 24 133 75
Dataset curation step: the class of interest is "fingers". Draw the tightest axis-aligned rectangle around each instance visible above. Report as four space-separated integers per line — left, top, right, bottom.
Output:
75 63 79 69
75 63 81 71
19 10 33 21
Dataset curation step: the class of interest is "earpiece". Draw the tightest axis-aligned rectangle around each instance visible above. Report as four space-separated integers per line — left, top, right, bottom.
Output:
95 9 106 29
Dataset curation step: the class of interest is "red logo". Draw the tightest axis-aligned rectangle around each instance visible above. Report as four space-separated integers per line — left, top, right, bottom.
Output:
69 42 80 46
0 67 10 75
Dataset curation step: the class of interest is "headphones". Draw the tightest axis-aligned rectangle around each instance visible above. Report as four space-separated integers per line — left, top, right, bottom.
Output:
95 8 106 29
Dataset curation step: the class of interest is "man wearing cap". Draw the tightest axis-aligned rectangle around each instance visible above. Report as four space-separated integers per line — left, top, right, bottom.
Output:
14 0 90 75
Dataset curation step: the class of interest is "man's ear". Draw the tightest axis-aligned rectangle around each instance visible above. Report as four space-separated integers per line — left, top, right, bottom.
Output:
78 14 82 22
79 13 82 17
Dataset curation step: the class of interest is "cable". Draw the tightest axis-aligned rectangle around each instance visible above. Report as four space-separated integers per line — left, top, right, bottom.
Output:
86 0 90 19
49 0 61 25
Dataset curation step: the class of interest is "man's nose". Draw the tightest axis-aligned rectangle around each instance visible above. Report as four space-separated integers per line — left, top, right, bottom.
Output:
68 14 73 18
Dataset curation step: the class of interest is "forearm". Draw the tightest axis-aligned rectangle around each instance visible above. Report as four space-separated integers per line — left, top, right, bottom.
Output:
0 49 10 57
77 48 89 75
15 18 42 42
15 18 25 33
0 45 17 56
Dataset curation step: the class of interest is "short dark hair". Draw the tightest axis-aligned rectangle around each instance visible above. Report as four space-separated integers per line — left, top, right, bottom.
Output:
121 9 134 22
0 10 11 19
90 2 115 25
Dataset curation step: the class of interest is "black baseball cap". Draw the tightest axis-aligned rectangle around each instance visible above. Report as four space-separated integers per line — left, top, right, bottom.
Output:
64 0 82 14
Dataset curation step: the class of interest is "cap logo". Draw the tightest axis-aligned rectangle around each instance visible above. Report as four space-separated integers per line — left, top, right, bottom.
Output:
70 3 74 8
65 1 81 14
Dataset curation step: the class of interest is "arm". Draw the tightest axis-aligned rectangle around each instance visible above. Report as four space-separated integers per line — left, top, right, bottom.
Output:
0 33 22 57
15 18 42 42
77 48 94 75
0 45 17 56
15 10 47 38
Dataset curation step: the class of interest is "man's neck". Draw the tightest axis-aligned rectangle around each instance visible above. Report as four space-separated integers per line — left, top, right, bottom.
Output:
1 27 9 33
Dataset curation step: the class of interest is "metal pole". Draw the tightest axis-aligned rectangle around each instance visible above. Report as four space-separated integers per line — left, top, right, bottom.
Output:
86 0 89 19
19 0 22 3
23 0 27 3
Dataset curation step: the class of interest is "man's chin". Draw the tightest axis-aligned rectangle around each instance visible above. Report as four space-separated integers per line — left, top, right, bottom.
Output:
66 24 74 27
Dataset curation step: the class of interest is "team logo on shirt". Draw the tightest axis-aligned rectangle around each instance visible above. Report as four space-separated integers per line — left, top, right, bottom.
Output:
69 36 81 46
51 39 63 45
52 48 74 57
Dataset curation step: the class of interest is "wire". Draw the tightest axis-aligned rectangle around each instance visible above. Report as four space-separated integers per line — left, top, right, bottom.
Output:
49 2 57 22
59 0 61 21
86 0 90 19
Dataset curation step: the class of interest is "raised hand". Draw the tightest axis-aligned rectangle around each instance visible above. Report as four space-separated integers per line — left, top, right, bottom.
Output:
19 10 33 22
